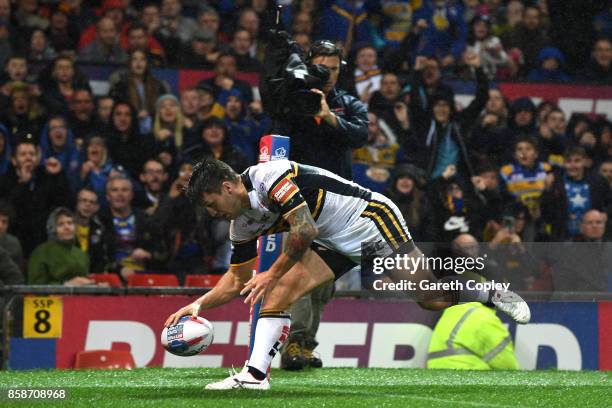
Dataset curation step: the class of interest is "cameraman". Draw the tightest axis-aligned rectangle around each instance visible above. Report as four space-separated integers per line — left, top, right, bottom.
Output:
268 40 369 179
263 38 368 369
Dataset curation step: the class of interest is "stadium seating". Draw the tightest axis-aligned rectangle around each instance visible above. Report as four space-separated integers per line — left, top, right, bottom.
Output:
74 350 136 369
89 273 123 287
184 274 223 288
127 274 179 287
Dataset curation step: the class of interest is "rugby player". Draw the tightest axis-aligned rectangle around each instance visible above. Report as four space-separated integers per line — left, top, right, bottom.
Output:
165 158 530 390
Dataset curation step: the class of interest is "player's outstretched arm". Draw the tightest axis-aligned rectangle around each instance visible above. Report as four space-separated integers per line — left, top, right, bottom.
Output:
241 204 318 304
164 259 256 327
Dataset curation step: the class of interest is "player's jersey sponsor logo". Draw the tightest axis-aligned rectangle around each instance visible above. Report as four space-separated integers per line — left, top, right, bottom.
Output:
271 179 297 204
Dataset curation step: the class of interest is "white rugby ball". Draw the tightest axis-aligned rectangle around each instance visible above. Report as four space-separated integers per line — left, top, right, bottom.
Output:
161 316 214 356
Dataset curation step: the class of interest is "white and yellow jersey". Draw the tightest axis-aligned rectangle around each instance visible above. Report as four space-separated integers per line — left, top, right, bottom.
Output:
229 160 412 265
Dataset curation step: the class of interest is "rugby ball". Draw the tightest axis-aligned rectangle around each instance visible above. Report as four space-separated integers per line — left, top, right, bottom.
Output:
161 316 214 356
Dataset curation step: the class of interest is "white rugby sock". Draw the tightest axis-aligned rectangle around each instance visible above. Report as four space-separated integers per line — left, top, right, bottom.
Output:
247 312 291 374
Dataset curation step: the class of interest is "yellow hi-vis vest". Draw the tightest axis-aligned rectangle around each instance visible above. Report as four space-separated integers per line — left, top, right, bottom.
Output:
427 302 520 370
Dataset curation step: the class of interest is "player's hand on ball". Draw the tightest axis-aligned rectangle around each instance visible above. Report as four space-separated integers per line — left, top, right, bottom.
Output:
241 271 277 305
165 302 201 327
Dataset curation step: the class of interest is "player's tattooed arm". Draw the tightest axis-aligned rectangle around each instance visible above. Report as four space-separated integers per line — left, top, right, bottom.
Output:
284 204 319 261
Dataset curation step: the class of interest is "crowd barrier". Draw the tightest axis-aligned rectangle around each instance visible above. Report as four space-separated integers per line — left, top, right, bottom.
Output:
1 286 610 371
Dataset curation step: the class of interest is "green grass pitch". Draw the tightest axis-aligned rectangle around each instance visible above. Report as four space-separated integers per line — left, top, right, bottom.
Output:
1 367 610 407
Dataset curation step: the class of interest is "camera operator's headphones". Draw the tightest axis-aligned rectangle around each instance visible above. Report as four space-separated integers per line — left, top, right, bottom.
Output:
306 40 347 67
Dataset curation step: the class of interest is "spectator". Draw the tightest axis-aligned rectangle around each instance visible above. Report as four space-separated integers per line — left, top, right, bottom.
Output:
197 52 254 104
567 113 594 146
536 100 556 126
470 89 514 167
0 244 22 284
502 5 550 75
427 165 487 242
291 10 314 37
126 22 165 67
376 0 413 48
464 15 511 80
236 8 265 62
64 0 97 34
537 108 569 165
79 136 114 210
141 3 161 39
221 89 268 164
0 136 71 257
352 111 401 193
251 0 277 36
542 146 612 241
0 123 9 176
100 174 168 279
28 207 92 285
0 81 45 140
194 84 225 122
365 72 415 148
15 0 48 31
27 28 57 61
384 163 431 241
74 188 106 273
0 55 29 87
0 199 24 275
78 17 128 64
47 7 78 54
411 0 467 69
552 209 610 292
410 54 489 180
180 87 202 133
134 158 168 215
177 28 219 69
600 159 612 189
508 97 537 140
198 6 227 44
152 94 185 169
499 136 552 223
96 95 114 125
39 115 81 191
182 117 249 174
230 28 262 72
39 55 91 116
406 56 454 112
108 50 170 131
319 0 371 54
78 0 128 51
473 163 507 232
352 44 382 105
527 46 570 82
104 101 155 180
578 37 612 84
159 0 198 44
68 88 99 145
499 0 525 36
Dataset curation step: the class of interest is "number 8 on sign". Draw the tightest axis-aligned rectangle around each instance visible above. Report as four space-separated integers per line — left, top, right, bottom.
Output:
23 296 63 338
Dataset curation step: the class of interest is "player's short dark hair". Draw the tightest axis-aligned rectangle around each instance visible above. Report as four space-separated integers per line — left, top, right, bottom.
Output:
186 158 239 203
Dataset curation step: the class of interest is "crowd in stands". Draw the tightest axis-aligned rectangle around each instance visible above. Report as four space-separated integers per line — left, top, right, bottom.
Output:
0 0 610 292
